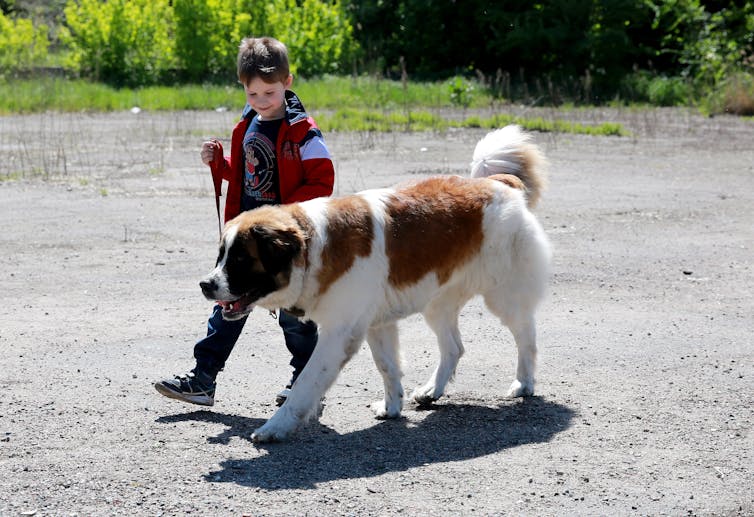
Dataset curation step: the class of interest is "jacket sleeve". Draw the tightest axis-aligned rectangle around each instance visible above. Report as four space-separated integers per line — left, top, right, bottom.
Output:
286 129 335 203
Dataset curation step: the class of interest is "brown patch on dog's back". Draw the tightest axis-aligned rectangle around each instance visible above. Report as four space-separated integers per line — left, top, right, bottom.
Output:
317 195 374 295
385 176 492 288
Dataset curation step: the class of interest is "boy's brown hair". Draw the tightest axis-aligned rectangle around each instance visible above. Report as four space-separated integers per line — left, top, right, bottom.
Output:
237 37 290 85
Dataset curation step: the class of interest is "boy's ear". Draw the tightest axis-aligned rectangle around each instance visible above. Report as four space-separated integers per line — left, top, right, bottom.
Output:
285 74 293 89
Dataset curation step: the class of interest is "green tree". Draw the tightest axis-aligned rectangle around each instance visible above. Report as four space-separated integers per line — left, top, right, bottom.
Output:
260 0 356 77
645 1 753 80
61 0 174 86
173 0 254 83
1 0 15 15
346 1 651 97
0 9 48 72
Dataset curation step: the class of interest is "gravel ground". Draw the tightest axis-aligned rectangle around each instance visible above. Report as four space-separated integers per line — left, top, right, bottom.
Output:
0 107 752 516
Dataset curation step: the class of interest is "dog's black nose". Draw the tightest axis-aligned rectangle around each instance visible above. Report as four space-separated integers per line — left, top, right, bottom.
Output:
200 279 217 296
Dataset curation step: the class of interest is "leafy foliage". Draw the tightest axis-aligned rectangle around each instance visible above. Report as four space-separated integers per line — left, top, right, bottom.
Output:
60 0 174 86
173 0 254 82
0 9 48 72
345 0 654 96
57 0 355 85
0 1 15 15
344 0 753 106
644 0 754 81
1 0 753 112
447 77 475 108
261 0 357 76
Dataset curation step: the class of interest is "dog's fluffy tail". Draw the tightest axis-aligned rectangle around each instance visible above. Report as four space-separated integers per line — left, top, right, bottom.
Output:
469 125 547 208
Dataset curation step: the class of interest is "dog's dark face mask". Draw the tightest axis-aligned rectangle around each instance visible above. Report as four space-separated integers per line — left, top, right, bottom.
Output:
200 221 302 320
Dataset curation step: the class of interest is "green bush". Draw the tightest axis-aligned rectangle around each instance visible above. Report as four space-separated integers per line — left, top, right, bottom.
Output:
61 0 174 86
620 71 692 106
60 0 355 85
260 0 356 77
446 76 474 108
173 0 254 83
0 10 49 72
705 71 754 115
646 1 754 84
5 0 753 112
646 76 692 106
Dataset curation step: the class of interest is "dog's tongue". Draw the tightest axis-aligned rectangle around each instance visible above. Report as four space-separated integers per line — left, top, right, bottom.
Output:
218 299 253 316
219 300 240 312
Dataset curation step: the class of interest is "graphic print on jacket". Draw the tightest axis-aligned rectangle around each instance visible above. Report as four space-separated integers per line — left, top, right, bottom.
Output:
242 117 282 210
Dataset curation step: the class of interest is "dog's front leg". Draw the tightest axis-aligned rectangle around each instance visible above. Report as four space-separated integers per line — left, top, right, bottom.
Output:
252 325 366 443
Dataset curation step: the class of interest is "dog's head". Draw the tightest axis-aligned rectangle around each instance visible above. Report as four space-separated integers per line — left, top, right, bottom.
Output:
200 207 306 320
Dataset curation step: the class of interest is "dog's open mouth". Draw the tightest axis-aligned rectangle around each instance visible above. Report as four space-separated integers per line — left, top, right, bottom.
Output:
217 295 255 320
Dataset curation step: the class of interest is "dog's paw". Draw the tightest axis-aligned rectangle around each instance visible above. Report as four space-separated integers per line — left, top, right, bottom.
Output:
251 421 292 443
369 399 401 420
410 385 440 407
506 379 534 398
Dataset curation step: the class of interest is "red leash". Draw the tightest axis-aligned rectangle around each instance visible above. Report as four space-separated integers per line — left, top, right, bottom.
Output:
208 139 224 236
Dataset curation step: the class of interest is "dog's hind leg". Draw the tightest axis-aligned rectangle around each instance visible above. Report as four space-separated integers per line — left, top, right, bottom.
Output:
411 298 465 405
483 289 537 398
366 322 404 419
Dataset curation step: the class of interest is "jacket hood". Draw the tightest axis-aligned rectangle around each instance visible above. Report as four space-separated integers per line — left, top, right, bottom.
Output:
241 90 309 125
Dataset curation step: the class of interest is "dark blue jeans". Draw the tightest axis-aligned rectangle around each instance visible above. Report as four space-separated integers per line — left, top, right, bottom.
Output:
193 304 318 383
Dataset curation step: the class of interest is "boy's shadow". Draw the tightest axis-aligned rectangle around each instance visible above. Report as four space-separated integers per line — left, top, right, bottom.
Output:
157 397 573 490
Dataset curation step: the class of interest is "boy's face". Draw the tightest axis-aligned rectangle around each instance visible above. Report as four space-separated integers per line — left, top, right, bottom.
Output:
243 75 293 120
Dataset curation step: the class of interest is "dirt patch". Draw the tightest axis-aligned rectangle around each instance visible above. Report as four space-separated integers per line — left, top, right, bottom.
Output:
1 108 752 515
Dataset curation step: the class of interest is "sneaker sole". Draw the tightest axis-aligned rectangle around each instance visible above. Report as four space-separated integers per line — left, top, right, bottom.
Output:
154 382 215 407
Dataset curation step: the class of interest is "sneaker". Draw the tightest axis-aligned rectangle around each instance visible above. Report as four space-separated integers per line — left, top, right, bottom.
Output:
154 371 216 406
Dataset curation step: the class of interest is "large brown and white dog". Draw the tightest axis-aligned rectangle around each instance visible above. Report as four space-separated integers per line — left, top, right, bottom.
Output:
200 125 551 442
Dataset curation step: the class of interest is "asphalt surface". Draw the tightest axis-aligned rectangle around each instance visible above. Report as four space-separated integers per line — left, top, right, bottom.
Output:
1 107 752 515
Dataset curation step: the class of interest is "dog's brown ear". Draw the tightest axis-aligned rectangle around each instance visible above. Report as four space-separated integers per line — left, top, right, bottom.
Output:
252 225 302 275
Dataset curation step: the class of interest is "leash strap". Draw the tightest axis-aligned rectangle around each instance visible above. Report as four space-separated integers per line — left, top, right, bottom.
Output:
209 139 223 236
213 181 222 236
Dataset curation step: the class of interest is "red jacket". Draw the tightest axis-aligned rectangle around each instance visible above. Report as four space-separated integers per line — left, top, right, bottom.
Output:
209 90 335 224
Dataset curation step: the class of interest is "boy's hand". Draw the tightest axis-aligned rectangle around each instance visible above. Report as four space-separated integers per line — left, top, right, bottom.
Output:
201 139 221 166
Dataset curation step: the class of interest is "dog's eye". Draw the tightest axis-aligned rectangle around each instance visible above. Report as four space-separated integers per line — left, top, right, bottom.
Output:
229 254 250 266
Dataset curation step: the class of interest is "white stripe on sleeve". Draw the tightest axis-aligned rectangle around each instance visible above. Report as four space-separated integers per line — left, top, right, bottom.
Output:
300 135 332 161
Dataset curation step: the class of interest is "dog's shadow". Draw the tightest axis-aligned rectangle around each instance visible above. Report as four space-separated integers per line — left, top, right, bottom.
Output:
157 397 573 490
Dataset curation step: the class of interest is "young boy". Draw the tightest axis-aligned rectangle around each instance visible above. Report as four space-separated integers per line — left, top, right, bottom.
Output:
154 37 334 407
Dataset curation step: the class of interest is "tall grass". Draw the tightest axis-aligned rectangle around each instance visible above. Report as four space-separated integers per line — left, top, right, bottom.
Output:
318 108 626 136
0 75 492 113
704 72 754 116
0 79 243 112
0 75 626 135
295 75 492 110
